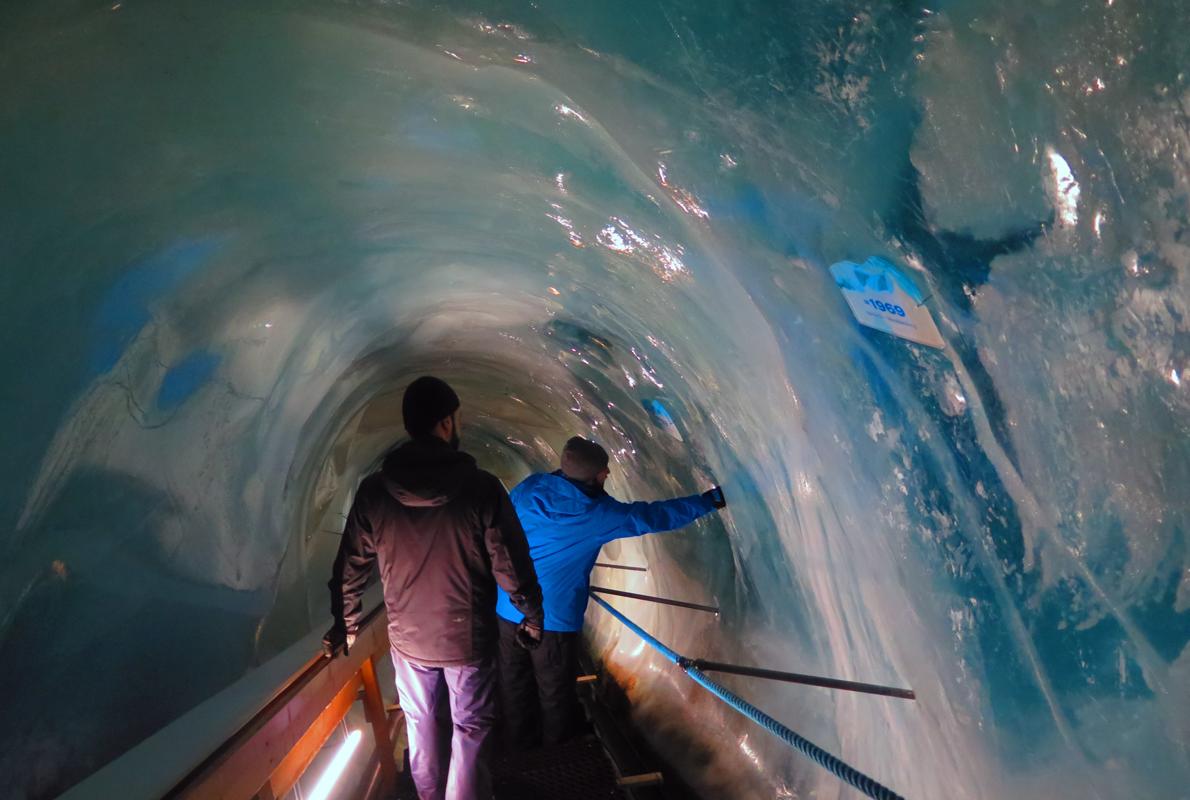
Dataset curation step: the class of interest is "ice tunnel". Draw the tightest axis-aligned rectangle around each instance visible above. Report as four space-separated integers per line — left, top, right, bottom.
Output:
1 0 1188 798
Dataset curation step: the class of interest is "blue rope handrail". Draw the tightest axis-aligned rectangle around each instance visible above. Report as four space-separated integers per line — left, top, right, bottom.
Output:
589 592 906 800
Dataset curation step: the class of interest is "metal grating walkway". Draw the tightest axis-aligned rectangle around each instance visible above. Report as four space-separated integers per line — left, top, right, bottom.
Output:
395 736 627 800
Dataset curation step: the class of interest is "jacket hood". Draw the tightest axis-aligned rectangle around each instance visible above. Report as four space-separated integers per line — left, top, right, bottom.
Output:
382 438 478 507
518 472 606 523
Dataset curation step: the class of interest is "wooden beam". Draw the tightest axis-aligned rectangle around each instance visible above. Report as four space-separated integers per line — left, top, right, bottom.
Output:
354 706 406 800
359 654 398 792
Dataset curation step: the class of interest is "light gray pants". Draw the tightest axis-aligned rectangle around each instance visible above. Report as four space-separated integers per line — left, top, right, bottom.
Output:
391 651 496 800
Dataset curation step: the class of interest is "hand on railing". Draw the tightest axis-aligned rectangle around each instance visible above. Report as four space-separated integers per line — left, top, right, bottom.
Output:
321 625 357 658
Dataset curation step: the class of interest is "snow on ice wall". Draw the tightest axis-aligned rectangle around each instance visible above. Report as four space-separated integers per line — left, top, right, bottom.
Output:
1 0 1187 797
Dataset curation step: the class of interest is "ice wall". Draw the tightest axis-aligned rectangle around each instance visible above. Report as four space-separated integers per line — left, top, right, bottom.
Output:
1 1 1187 798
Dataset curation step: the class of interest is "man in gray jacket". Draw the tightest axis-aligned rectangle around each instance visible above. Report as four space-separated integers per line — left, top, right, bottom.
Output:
325 376 544 800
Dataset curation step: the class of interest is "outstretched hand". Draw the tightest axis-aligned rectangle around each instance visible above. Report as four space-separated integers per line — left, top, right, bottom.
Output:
514 619 543 651
702 485 727 509
322 626 357 658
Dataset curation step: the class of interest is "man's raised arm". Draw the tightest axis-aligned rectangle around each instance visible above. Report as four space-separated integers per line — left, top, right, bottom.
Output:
600 485 726 542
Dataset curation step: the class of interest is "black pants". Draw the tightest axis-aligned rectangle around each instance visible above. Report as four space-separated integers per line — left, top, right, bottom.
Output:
497 617 583 748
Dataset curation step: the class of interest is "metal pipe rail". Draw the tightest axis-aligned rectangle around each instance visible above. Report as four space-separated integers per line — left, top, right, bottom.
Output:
686 659 915 700
588 585 719 614
590 592 907 800
166 605 398 800
594 562 648 572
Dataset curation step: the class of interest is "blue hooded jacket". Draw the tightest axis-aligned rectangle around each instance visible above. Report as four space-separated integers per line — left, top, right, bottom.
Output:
495 471 716 632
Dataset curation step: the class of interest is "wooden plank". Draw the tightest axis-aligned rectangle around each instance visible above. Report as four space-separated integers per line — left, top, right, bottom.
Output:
617 772 664 787
263 675 362 797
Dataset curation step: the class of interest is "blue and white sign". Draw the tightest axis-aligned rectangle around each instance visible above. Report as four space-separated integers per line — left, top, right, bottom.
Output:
829 257 945 349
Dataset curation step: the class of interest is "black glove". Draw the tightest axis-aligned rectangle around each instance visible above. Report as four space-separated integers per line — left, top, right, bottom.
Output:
514 619 543 651
703 485 727 509
322 625 357 658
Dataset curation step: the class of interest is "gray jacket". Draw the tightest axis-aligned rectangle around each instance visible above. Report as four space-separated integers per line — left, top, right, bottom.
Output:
329 437 543 666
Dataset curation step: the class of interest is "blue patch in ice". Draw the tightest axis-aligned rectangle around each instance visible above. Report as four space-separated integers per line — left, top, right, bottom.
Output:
156 351 222 410
708 181 770 227
90 238 221 374
643 398 683 441
644 398 675 425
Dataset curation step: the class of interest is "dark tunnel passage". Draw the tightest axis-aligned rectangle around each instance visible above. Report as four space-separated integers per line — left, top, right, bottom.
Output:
1 1 1188 798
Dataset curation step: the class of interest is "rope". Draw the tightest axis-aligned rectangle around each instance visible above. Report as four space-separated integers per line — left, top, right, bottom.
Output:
588 593 905 800
684 666 904 799
589 592 682 664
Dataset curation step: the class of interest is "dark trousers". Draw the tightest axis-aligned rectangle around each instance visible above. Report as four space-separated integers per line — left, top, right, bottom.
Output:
496 617 583 748
391 649 497 800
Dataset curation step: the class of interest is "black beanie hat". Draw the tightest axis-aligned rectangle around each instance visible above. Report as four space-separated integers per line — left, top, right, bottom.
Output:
402 376 461 436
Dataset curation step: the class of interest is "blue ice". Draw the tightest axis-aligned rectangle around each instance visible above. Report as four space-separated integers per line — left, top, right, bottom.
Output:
0 1 1187 799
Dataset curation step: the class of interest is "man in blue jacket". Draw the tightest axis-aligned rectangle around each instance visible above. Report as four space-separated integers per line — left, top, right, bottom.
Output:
495 435 726 747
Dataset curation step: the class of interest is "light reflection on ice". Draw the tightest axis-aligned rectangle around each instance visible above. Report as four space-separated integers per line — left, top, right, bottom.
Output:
1046 146 1081 227
738 734 762 768
595 216 689 280
657 161 710 219
555 104 588 123
598 225 633 253
546 211 574 229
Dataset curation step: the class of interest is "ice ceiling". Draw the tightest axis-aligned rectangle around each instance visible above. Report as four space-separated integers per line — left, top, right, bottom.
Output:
1 0 1187 798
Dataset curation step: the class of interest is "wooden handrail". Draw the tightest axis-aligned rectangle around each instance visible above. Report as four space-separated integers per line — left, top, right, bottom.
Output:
166 606 396 800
